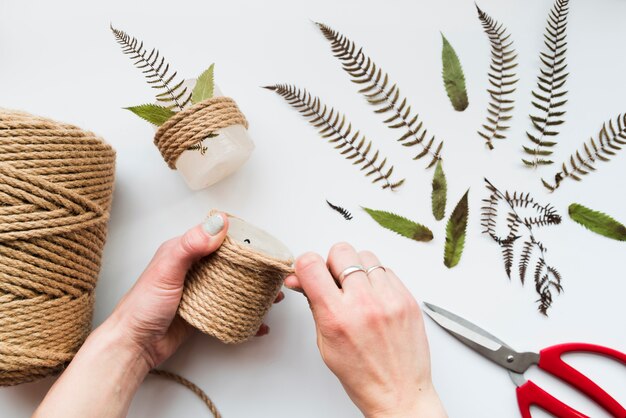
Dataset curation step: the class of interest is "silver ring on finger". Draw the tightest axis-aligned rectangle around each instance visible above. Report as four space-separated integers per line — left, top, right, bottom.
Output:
366 265 386 275
338 265 366 284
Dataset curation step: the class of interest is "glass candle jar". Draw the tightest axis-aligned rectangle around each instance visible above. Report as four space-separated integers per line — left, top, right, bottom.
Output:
227 215 293 261
157 80 255 190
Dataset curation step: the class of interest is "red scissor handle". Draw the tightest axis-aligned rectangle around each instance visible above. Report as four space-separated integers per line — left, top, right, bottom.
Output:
516 380 588 418
539 343 626 417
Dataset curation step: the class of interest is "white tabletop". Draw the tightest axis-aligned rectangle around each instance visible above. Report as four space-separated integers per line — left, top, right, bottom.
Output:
1 0 625 416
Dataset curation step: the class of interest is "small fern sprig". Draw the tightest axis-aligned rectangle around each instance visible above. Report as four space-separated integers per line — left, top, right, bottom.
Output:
316 22 443 169
482 179 563 315
523 0 570 167
326 200 353 220
111 25 191 111
542 114 626 191
476 4 518 150
265 84 405 191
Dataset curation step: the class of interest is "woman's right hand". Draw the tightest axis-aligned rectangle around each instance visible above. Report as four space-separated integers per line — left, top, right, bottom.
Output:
284 242 447 418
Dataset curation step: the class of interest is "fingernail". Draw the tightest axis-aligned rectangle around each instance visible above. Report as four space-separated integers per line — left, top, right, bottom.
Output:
256 324 269 337
203 214 224 235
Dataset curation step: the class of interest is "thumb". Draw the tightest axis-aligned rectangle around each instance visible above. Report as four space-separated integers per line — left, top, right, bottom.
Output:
141 213 229 289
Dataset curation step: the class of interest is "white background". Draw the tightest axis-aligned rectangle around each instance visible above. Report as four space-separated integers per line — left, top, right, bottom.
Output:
1 0 625 416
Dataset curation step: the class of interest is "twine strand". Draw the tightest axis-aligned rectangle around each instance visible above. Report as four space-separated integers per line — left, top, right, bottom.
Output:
150 369 222 418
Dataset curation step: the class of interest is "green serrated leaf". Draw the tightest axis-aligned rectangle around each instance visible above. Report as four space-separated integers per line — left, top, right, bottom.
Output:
362 207 433 242
125 104 175 126
432 160 447 221
191 64 215 104
568 203 626 241
441 33 469 112
444 189 469 268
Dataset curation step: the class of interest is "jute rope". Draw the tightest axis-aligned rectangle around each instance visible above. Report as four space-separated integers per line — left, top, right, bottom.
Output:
179 218 294 344
150 369 222 418
0 109 115 386
154 97 248 169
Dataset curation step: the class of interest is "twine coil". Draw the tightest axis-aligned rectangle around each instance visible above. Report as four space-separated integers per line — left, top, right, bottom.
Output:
0 109 115 386
180 217 294 344
154 96 248 169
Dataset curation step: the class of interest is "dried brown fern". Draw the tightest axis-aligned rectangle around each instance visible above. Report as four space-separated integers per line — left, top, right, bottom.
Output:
482 179 562 315
476 5 518 150
542 114 626 191
265 84 405 191
111 25 192 111
326 200 353 221
523 0 570 167
316 22 443 169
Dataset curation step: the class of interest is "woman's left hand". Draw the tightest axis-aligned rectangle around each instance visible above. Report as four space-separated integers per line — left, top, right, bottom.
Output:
109 212 283 368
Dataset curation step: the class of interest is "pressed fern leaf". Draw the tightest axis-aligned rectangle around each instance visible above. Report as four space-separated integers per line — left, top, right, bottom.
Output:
111 25 192 111
431 160 447 221
265 84 405 190
482 178 562 315
326 200 353 221
125 104 175 126
192 64 215 104
523 0 570 167
542 114 626 191
362 207 433 242
316 22 443 169
518 237 536 284
444 190 469 268
476 4 518 150
441 33 469 112
501 238 516 278
569 203 626 241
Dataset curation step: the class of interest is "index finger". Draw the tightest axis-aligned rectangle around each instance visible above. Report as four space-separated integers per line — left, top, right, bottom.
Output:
292 252 341 310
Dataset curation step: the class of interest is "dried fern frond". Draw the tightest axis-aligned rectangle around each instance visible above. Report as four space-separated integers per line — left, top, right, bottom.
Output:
265 84 405 191
111 25 192 111
543 114 626 191
187 134 217 155
476 4 518 150
326 200 353 220
187 143 207 155
316 22 443 169
522 0 570 167
482 178 562 315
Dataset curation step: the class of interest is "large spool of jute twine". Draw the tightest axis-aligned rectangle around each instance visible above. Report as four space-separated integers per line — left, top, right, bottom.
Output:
0 109 115 386
180 211 294 344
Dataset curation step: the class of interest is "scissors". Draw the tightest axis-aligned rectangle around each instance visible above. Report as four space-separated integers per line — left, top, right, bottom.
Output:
422 302 626 418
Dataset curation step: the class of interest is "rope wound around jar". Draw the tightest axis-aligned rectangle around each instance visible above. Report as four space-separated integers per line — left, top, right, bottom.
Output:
154 96 249 169
178 211 294 344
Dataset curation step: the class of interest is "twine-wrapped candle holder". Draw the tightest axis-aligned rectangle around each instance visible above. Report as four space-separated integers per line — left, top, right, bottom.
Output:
154 83 255 190
179 212 294 343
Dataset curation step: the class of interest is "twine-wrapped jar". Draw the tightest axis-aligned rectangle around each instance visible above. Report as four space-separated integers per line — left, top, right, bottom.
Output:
178 212 294 343
154 82 254 190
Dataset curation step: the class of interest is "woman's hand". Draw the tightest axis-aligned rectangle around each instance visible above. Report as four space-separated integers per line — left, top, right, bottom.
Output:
284 242 447 418
35 214 282 418
107 213 233 368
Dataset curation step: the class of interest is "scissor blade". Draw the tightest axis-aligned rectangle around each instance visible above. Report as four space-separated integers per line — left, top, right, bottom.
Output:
423 302 537 374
